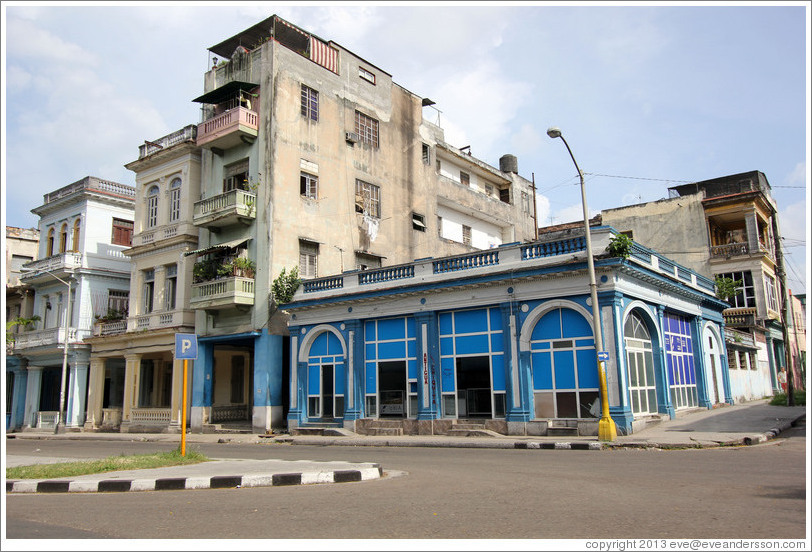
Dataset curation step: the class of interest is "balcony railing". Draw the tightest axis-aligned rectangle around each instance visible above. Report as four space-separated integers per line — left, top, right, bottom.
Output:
13 327 80 351
710 241 775 260
21 252 82 281
294 228 718 305
193 189 257 228
723 308 761 329
36 411 60 429
130 408 171 425
95 320 127 336
190 276 255 310
133 223 190 246
211 404 249 423
138 125 197 159
197 106 259 150
129 310 195 332
43 176 135 204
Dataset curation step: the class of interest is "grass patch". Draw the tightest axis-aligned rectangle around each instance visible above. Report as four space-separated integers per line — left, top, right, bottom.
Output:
769 390 806 406
6 447 209 480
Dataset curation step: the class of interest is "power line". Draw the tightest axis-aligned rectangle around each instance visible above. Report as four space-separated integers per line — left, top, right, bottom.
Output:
583 172 692 184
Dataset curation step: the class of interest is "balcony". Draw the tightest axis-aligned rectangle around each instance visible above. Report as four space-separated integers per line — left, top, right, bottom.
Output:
197 106 258 151
193 189 257 229
12 327 83 351
189 276 255 311
138 125 197 159
710 241 775 261
42 177 135 205
130 309 196 332
20 253 82 283
723 307 762 329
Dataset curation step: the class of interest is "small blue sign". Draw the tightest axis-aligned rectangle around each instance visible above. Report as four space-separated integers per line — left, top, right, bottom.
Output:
175 333 198 360
597 351 610 362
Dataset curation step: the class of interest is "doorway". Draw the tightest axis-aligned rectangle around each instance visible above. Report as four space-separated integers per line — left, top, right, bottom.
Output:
379 361 407 418
456 356 492 418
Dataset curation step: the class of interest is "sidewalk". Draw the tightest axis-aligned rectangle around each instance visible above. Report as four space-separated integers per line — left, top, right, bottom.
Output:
5 400 805 494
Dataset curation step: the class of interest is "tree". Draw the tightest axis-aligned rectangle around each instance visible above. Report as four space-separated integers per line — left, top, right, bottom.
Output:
714 275 742 303
6 315 40 353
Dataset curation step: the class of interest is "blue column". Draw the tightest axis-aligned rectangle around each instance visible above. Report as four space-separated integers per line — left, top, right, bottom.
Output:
414 312 439 420
691 316 712 409
605 292 633 435
343 320 363 421
718 323 735 405
7 359 28 431
656 306 676 418
254 330 284 430
192 340 213 409
500 302 530 422
287 327 303 425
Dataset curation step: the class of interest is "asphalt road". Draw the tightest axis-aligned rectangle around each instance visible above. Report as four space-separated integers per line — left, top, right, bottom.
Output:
4 422 808 541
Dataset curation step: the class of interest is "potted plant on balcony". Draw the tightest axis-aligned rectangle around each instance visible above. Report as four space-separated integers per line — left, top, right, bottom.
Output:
231 257 256 278
95 308 126 324
194 257 221 283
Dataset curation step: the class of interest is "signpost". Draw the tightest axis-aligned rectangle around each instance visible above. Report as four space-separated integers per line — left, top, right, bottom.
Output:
175 333 198 456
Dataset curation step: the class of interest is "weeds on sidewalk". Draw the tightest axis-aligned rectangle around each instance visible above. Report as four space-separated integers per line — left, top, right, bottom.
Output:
769 390 806 406
6 447 209 480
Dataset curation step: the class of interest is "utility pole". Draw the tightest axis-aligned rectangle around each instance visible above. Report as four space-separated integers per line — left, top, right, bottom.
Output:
771 221 795 406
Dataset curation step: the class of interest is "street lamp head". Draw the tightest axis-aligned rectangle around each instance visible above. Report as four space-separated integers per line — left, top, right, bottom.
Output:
546 126 562 139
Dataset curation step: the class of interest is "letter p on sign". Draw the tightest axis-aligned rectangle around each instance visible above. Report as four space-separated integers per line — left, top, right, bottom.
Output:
175 333 198 360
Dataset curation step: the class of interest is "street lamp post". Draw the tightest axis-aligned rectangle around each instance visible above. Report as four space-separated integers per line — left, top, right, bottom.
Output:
547 126 617 442
21 267 73 434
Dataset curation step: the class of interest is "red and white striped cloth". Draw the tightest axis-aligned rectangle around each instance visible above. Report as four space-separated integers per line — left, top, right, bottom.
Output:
310 36 338 74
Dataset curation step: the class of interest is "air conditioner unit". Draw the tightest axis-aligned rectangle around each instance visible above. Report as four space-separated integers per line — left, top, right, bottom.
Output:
345 131 359 143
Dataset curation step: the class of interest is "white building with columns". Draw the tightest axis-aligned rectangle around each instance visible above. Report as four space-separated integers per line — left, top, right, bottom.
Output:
14 176 135 431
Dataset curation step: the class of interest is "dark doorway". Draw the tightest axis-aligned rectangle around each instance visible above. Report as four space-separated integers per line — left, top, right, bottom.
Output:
379 361 407 418
39 367 61 411
321 365 334 418
456 356 492 418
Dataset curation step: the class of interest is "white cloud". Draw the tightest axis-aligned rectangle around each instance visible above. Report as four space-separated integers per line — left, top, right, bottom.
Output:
553 203 598 227
510 124 543 160
435 60 533 155
5 65 32 91
778 200 807 293
5 17 98 65
787 161 807 186
535 194 551 228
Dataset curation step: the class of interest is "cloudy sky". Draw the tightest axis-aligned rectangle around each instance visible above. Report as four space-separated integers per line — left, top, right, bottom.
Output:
2 2 808 293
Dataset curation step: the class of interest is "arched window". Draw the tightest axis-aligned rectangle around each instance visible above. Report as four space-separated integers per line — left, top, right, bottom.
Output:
46 228 55 257
59 224 68 253
169 178 182 222
146 185 159 228
72 219 81 252
529 307 599 419
624 312 657 416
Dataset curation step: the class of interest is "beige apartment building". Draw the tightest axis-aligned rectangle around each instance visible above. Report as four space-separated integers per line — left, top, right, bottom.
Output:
83 126 201 432
185 14 538 433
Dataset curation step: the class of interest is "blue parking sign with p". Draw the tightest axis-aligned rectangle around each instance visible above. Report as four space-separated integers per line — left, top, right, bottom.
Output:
175 333 198 360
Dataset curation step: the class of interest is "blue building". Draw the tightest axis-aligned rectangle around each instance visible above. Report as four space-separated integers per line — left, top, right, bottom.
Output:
284 227 732 436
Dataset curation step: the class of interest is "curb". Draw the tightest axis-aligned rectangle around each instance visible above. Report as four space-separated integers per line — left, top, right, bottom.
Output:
742 416 801 446
6 465 383 494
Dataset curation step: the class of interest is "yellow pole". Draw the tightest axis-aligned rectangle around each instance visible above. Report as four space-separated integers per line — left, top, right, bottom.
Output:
181 359 188 456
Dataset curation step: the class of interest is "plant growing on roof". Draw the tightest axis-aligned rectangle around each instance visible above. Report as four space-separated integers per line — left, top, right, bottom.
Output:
714 275 742 302
271 267 301 305
606 233 633 259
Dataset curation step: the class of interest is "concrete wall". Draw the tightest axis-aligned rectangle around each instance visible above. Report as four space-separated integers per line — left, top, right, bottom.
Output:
601 192 711 277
